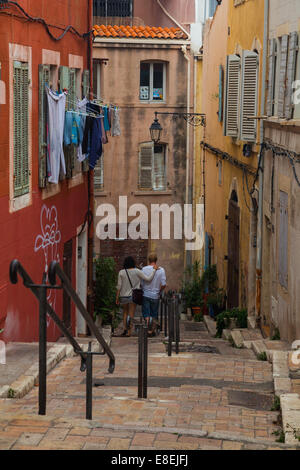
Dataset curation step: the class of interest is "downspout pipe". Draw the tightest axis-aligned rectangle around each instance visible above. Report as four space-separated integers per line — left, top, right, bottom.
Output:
156 0 191 40
256 0 269 325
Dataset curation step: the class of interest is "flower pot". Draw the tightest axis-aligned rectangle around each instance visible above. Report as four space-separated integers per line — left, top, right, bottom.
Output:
180 313 187 321
192 307 201 316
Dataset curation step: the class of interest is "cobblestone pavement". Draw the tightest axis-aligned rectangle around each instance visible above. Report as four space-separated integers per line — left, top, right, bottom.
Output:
0 321 296 450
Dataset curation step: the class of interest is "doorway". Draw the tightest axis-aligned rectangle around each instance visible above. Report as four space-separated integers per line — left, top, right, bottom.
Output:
227 190 240 308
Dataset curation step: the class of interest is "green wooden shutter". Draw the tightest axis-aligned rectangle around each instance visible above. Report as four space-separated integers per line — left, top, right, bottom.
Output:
139 143 153 189
267 39 276 117
285 31 298 119
38 64 50 188
82 69 90 98
224 55 241 138
218 65 224 122
13 61 29 197
240 51 259 142
278 34 289 118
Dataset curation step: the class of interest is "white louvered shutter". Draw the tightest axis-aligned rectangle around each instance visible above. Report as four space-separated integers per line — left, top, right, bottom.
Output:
278 35 289 118
267 39 276 117
139 143 153 189
153 144 166 191
285 32 298 119
240 51 259 142
94 156 104 189
224 55 241 137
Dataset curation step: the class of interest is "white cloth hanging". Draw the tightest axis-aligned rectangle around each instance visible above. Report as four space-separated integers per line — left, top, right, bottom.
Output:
46 88 67 184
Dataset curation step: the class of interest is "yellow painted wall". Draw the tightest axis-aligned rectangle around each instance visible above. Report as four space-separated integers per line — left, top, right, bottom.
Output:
194 0 264 308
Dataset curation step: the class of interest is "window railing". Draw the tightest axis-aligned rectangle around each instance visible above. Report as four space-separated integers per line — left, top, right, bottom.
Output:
93 0 132 18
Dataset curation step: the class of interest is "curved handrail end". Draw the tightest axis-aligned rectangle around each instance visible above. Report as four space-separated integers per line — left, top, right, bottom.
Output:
9 259 20 285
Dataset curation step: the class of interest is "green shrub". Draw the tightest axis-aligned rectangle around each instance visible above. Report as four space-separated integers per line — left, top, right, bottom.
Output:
216 308 248 338
94 256 118 326
194 313 203 323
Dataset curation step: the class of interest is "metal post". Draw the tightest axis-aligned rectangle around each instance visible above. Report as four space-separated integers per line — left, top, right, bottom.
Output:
168 299 172 357
143 326 148 399
164 297 168 337
138 325 143 398
175 297 180 355
160 298 163 335
86 342 93 420
38 284 47 416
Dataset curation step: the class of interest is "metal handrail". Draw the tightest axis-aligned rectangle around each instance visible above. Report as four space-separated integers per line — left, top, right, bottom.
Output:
9 260 84 356
48 261 115 374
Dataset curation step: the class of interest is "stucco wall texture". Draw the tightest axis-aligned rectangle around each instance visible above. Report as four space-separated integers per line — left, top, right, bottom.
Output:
93 41 193 289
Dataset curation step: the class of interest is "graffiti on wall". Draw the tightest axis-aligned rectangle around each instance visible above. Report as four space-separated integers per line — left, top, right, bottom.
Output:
34 205 61 322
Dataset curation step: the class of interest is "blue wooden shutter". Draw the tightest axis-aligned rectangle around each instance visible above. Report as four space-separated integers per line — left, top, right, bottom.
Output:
13 61 29 197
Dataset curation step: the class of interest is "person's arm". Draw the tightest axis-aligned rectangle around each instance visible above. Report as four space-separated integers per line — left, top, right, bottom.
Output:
160 268 167 293
137 266 158 282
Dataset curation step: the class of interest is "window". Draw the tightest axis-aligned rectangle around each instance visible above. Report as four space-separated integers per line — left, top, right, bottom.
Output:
93 0 132 17
13 61 29 197
139 142 167 191
140 62 166 102
94 156 104 190
224 51 259 142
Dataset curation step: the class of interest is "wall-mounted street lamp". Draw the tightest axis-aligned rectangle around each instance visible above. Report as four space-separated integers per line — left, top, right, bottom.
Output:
149 111 206 143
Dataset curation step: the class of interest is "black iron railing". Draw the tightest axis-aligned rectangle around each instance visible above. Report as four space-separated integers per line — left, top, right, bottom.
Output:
93 0 132 17
9 259 115 420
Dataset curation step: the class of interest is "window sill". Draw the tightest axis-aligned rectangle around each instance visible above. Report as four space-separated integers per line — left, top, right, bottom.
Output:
139 100 166 105
94 190 107 196
42 183 61 200
68 173 84 189
266 117 300 127
134 190 173 196
9 192 31 213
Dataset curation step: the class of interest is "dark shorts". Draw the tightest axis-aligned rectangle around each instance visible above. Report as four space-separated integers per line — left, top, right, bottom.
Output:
142 296 159 319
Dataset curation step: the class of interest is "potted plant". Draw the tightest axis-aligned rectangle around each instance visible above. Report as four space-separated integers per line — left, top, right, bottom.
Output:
215 308 248 338
207 288 226 318
94 256 119 330
182 261 204 315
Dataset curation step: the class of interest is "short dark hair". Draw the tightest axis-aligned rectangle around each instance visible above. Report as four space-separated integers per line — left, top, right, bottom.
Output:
123 256 136 269
148 253 157 263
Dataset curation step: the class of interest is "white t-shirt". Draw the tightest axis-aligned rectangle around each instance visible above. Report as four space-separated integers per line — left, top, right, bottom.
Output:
141 266 167 300
117 268 155 297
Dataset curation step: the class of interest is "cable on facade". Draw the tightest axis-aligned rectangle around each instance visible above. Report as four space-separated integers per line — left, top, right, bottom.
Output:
263 141 300 188
200 141 257 176
0 1 93 41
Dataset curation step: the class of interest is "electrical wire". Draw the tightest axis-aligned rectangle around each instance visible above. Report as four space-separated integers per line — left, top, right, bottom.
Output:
0 1 92 41
264 141 300 188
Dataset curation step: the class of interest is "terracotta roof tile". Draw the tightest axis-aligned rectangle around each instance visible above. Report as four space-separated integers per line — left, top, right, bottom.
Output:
93 25 188 40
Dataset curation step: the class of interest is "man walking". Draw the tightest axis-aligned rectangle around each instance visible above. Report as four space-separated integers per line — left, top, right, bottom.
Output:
141 253 166 336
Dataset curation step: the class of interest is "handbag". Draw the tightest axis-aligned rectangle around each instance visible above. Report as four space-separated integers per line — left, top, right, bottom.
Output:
125 269 143 305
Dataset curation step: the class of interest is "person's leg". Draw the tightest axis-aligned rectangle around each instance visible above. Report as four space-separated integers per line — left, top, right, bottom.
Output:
149 299 160 335
127 303 136 336
142 297 151 328
122 304 129 335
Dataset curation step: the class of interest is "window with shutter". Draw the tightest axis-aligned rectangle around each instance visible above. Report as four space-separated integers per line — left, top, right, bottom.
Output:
285 31 298 119
139 143 153 189
240 50 259 142
153 144 166 191
13 61 29 197
224 55 241 138
94 155 104 189
38 64 50 188
278 35 289 118
139 143 166 190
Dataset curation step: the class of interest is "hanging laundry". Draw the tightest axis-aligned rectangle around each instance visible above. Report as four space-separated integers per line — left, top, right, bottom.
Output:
100 115 108 144
111 107 121 137
46 87 67 184
76 97 88 162
103 106 110 132
82 102 103 169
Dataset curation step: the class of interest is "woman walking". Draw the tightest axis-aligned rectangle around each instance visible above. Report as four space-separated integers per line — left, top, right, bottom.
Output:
116 256 158 336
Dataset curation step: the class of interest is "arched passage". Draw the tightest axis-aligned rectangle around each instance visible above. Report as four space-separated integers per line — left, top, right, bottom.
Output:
227 190 240 308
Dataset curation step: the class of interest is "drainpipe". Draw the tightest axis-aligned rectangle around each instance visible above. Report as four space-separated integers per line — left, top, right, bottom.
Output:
87 0 94 320
156 0 191 40
255 0 269 326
